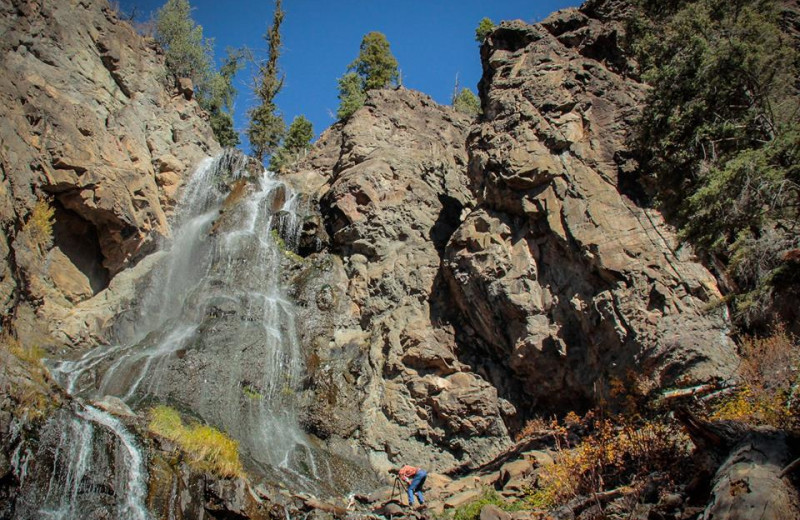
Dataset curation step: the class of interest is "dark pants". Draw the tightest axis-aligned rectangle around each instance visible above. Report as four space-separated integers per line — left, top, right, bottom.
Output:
408 469 427 505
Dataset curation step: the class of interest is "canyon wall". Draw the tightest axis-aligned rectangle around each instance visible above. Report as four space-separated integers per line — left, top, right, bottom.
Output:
0 0 219 350
290 2 739 474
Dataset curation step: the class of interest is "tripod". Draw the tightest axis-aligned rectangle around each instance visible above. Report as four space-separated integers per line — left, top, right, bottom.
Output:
390 475 408 504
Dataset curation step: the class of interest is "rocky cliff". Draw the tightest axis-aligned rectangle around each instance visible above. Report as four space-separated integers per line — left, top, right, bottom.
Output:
286 88 515 472
0 0 762 517
289 1 740 477
443 7 739 409
0 0 219 351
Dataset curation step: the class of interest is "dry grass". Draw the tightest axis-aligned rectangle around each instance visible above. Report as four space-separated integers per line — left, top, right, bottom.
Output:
148 405 244 478
1 334 56 421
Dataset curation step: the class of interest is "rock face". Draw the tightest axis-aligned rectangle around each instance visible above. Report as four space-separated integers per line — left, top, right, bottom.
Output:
290 1 740 477
0 0 219 349
441 9 739 409
290 88 515 472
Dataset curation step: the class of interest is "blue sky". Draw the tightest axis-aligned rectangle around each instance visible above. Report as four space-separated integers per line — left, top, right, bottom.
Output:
118 0 579 151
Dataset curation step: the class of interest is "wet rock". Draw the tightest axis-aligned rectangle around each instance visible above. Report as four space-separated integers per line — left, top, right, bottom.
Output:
92 395 136 418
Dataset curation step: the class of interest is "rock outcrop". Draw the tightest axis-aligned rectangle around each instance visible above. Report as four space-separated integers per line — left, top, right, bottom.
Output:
442 8 739 410
289 0 740 478
289 88 515 472
0 0 219 349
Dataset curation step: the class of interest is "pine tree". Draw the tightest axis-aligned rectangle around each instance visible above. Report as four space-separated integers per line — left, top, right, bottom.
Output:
335 32 399 120
247 0 286 164
632 0 799 327
206 49 243 147
269 115 313 171
155 0 242 147
336 72 367 120
475 18 495 43
349 32 399 91
452 88 481 117
154 0 212 88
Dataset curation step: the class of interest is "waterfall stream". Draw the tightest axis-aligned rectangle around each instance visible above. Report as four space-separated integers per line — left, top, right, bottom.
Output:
36 151 332 518
14 404 149 520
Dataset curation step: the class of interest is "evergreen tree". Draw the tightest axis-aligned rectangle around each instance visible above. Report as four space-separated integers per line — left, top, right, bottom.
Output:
335 32 399 120
154 0 212 88
206 49 243 147
631 0 799 326
452 88 481 117
155 0 242 147
336 72 367 120
248 0 286 164
283 115 313 153
269 115 313 171
475 17 495 42
349 32 399 91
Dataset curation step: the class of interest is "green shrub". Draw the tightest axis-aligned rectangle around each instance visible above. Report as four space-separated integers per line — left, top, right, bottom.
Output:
451 489 517 520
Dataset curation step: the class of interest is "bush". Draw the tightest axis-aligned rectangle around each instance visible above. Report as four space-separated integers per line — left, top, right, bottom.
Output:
526 415 690 508
148 405 244 478
711 326 799 429
21 198 55 256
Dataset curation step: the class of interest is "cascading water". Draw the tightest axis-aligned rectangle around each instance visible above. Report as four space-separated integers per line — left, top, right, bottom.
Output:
13 404 149 520
39 151 337 518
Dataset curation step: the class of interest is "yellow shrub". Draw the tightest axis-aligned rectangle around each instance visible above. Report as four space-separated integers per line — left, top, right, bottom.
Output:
711 326 799 430
527 417 689 508
22 199 55 255
711 386 796 429
148 405 244 478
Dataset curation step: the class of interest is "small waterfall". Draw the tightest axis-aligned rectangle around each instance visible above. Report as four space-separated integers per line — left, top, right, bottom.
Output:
14 405 149 520
49 150 326 497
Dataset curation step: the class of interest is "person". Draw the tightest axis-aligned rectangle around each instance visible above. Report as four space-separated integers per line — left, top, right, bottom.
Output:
396 465 427 507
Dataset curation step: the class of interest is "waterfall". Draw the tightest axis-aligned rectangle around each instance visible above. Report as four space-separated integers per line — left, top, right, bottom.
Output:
39 151 332 518
13 405 149 520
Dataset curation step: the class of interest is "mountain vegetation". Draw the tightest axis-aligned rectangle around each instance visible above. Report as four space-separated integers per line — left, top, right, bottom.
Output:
247 0 286 164
336 31 399 119
630 0 800 330
475 17 495 42
452 87 481 117
154 0 240 146
269 115 313 172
